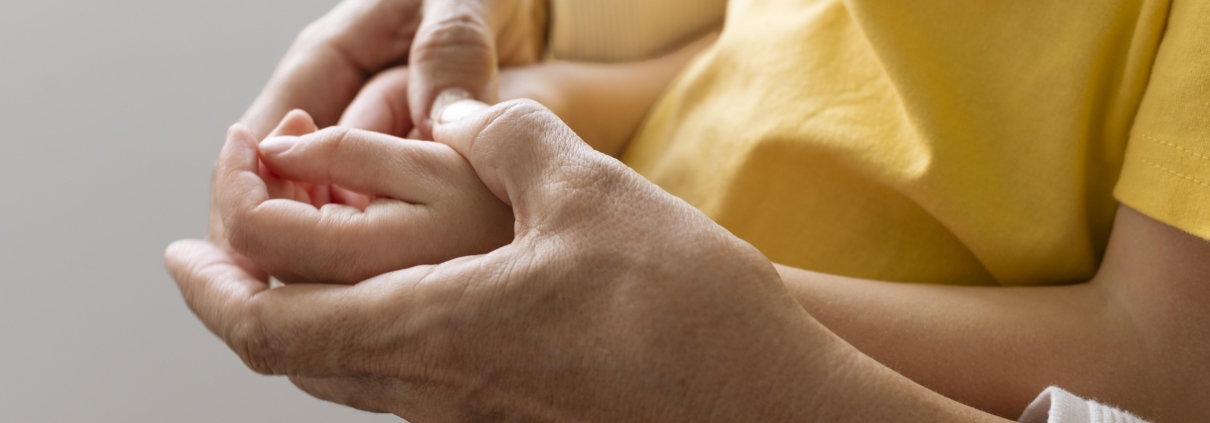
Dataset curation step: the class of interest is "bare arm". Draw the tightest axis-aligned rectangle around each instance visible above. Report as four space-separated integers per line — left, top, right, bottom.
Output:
499 30 719 157
491 28 1208 420
173 99 1016 423
779 205 1210 421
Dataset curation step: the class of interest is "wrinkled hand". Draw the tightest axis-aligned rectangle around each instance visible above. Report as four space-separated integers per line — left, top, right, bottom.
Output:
225 56 592 284
167 100 854 421
240 0 545 140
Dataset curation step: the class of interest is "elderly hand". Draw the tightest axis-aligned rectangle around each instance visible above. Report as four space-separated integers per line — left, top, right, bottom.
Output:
167 100 1001 422
240 0 545 140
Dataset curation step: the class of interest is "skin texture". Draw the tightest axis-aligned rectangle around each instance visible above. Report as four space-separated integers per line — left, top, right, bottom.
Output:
172 0 1210 420
219 111 513 284
238 0 544 139
462 28 1210 420
778 206 1210 422
168 99 1009 423
224 29 719 285
337 30 720 155
208 0 546 280
498 31 720 157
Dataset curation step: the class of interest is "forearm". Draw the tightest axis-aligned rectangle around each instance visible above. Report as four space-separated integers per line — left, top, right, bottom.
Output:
786 323 1012 423
778 266 1149 417
500 30 718 156
776 208 1210 421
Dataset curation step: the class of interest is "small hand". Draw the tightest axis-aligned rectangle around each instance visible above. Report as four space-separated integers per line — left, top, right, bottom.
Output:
213 110 513 284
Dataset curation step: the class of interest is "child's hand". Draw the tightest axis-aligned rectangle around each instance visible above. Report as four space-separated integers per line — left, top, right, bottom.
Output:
215 113 513 285
259 110 373 210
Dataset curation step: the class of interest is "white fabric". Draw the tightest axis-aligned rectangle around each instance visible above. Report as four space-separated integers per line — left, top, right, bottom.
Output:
547 0 726 62
1019 387 1149 423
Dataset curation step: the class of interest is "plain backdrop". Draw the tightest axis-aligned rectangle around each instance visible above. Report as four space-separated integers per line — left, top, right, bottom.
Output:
0 1 398 421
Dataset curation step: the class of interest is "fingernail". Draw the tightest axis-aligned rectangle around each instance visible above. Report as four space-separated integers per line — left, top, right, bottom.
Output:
430 88 473 121
439 100 490 124
259 136 298 155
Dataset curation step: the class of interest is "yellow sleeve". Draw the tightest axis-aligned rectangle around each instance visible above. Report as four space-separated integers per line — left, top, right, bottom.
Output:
1115 0 1210 240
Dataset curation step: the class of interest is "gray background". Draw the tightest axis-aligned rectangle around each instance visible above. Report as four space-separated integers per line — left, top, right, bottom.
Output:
0 1 396 421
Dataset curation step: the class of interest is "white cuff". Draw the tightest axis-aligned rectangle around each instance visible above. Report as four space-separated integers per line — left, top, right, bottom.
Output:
1018 387 1149 423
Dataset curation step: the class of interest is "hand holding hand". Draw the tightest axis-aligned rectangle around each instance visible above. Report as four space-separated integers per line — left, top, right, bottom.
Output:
169 100 872 421
212 0 545 247
215 111 512 284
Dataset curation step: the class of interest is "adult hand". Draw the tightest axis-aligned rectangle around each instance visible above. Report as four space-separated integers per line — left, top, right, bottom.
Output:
240 0 545 141
213 0 545 245
168 100 1000 422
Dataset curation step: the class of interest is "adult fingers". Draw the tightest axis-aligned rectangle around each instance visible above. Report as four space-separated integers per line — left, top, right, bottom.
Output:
258 127 466 202
209 123 274 245
408 0 548 138
407 0 499 138
241 0 422 138
215 124 272 234
432 99 609 216
339 66 415 138
165 239 383 377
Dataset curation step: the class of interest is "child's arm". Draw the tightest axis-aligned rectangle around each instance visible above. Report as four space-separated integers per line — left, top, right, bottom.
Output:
499 31 719 157
777 205 1210 422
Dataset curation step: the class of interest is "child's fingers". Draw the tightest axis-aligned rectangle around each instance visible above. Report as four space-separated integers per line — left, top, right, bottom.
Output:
308 184 331 207
258 160 296 200
339 66 414 138
230 197 438 284
258 127 464 203
331 185 372 210
270 109 320 137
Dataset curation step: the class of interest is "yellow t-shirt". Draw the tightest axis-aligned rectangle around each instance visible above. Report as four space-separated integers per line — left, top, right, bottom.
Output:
623 0 1209 286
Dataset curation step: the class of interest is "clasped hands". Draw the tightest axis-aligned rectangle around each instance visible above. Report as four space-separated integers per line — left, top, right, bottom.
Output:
164 0 895 421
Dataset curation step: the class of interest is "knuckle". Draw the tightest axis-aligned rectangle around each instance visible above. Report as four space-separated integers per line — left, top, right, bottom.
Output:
496 98 551 122
412 12 492 61
482 99 560 142
314 126 352 150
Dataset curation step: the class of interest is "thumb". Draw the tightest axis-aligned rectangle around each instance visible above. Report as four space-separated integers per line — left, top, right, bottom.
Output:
408 1 500 139
215 124 271 245
432 98 598 216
